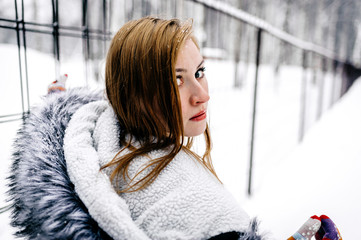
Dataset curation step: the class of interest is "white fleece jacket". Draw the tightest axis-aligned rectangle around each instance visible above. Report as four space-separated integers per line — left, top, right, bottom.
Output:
64 100 251 240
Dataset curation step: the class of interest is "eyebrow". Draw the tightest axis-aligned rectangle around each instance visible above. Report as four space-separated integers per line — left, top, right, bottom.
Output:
175 59 204 73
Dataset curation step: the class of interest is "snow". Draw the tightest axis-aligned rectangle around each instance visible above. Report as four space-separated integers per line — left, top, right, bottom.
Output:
1 44 360 239
242 78 361 239
207 59 361 239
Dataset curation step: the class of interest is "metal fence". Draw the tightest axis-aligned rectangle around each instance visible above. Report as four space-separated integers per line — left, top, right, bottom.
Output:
1 0 360 196
0 0 113 123
192 0 361 195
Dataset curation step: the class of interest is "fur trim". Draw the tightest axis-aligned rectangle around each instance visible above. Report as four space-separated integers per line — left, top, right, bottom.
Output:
7 87 267 240
7 88 111 239
238 218 265 240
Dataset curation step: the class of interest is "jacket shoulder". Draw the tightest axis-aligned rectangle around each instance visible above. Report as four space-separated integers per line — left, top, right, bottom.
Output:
7 88 111 239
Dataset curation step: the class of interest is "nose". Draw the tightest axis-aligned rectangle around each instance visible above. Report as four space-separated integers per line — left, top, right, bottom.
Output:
189 82 210 105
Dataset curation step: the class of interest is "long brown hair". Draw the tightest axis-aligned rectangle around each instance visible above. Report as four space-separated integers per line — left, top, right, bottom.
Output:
103 16 219 193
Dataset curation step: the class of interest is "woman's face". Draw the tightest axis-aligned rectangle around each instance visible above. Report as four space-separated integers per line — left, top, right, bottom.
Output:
175 39 210 137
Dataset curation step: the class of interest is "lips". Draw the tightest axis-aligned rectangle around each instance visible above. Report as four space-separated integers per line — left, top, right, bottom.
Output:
190 110 207 121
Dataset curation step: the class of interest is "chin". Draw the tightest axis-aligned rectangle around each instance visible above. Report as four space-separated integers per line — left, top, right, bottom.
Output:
184 125 207 137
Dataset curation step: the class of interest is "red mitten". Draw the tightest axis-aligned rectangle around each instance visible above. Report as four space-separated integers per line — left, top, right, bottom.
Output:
287 215 321 240
315 215 342 240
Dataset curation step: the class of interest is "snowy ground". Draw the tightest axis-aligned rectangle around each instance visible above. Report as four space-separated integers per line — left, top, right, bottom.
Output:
242 77 361 239
208 61 361 239
1 44 360 239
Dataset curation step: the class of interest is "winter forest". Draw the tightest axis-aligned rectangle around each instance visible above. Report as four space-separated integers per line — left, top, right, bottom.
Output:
1 0 361 239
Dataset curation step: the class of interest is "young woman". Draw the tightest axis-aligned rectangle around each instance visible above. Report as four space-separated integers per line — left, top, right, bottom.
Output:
8 16 341 240
63 16 258 239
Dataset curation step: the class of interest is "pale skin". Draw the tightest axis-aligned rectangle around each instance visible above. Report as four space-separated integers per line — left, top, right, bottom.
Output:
175 39 210 137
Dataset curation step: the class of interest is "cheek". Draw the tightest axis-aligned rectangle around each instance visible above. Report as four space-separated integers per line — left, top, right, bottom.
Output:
202 77 209 93
179 90 188 119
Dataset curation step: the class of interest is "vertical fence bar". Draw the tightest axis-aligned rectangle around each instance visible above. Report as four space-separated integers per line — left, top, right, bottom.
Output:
176 0 184 18
52 0 60 77
173 0 177 17
20 0 30 116
248 28 262 196
141 0 146 16
127 0 134 21
82 0 89 83
340 62 347 97
14 0 25 117
299 50 308 142
330 59 339 105
316 57 326 120
102 0 107 55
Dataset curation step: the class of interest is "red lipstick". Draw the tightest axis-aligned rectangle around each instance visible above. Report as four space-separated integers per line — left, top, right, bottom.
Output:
190 110 207 121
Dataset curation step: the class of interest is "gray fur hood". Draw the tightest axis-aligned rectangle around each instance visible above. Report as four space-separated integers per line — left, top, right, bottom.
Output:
7 88 264 240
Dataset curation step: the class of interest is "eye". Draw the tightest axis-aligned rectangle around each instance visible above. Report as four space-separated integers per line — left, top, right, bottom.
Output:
176 76 183 86
195 67 206 79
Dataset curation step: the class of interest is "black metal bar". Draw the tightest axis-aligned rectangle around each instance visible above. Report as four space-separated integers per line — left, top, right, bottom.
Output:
142 0 150 16
24 21 53 28
299 50 308 142
18 27 112 40
0 117 24 124
52 0 60 77
23 21 113 35
316 57 327 120
21 0 30 116
0 18 17 23
23 27 53 34
82 0 89 83
154 0 159 15
14 0 25 117
102 0 107 55
0 113 25 118
248 28 262 196
0 204 11 214
23 21 107 35
59 26 111 34
330 59 339 105
125 0 134 21
174 0 178 17
0 24 17 30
